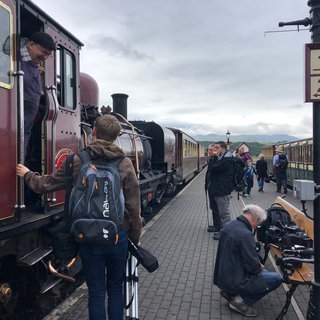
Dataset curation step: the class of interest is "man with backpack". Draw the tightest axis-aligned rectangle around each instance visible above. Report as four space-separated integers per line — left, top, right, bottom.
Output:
273 146 288 194
17 114 143 320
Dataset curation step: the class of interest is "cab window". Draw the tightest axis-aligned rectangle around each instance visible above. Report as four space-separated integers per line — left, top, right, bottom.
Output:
0 2 12 88
56 45 76 109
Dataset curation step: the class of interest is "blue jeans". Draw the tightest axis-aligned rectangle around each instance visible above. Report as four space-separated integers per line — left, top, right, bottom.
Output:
79 230 128 320
257 177 264 190
241 270 282 306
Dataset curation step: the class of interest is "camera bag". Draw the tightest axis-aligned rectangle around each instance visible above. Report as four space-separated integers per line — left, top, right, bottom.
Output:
257 203 293 243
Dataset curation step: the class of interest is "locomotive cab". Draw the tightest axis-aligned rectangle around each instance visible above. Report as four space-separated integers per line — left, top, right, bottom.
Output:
0 1 84 317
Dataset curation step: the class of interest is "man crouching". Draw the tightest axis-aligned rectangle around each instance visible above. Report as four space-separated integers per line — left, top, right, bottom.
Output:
213 204 282 317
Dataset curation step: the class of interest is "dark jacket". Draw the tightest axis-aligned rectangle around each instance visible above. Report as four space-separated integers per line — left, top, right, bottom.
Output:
205 156 215 190
23 139 143 244
255 159 268 178
207 151 234 196
21 60 42 105
213 215 268 295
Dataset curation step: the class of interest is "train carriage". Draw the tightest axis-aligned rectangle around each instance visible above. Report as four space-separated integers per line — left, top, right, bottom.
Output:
262 138 313 188
168 128 200 184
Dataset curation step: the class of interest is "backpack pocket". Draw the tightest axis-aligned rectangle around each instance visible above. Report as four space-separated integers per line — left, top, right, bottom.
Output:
71 219 118 245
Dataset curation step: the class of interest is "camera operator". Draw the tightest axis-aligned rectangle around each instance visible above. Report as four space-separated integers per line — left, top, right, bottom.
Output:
214 204 282 317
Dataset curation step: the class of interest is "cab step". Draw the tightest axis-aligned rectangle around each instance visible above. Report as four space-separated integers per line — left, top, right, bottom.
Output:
18 247 53 266
40 276 61 294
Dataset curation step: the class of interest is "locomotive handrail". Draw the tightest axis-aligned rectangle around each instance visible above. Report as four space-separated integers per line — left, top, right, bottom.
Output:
13 70 25 210
45 85 59 203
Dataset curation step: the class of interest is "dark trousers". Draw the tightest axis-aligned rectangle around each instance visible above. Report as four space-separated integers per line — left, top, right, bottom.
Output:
79 230 128 320
276 167 287 192
208 188 222 230
24 100 38 157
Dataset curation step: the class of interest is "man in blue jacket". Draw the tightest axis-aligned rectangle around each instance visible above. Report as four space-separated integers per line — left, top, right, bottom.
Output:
214 204 282 317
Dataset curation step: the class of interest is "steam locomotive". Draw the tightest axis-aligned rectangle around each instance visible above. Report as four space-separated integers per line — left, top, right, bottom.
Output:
0 0 206 318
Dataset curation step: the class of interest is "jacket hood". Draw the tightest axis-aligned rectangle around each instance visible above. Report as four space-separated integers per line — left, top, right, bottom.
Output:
86 139 125 160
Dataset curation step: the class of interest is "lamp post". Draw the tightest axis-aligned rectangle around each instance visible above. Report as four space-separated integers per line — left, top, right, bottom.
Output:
226 130 231 150
279 3 320 317
307 1 320 317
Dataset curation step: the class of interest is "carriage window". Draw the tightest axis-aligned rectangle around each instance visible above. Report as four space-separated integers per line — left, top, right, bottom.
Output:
56 46 76 109
0 3 12 88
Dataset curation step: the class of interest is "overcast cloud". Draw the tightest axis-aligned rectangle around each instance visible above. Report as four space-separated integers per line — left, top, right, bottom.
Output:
33 0 312 139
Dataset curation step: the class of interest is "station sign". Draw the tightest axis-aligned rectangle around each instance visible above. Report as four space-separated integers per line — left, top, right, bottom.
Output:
305 43 320 102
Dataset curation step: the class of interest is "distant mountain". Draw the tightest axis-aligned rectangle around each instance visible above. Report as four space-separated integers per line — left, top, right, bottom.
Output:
194 134 300 144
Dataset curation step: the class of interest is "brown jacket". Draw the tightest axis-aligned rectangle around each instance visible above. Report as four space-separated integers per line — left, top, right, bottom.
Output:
24 139 142 244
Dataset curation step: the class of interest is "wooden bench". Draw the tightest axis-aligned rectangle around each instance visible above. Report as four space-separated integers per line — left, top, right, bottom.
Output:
262 197 314 319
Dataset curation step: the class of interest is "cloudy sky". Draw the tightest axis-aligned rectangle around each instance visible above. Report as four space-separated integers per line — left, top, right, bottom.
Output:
33 0 312 139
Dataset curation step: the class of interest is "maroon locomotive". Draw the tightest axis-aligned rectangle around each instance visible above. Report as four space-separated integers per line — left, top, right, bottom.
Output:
0 0 206 318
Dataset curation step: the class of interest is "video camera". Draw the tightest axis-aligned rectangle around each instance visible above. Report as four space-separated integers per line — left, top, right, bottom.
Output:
275 245 314 279
264 222 313 250
257 205 313 250
257 204 314 273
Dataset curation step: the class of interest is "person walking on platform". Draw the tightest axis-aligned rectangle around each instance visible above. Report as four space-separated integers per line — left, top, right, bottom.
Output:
214 204 282 317
255 153 268 192
243 160 256 198
206 141 234 240
273 146 288 194
205 144 222 233
17 115 143 320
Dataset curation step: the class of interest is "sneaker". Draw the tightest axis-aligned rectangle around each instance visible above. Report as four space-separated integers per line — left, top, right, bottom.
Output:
229 295 259 317
213 232 220 240
207 225 220 233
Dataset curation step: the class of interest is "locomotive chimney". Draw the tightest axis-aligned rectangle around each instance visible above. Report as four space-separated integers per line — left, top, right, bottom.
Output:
111 93 128 119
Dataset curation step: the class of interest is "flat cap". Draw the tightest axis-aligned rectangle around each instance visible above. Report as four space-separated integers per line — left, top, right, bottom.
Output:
30 31 56 51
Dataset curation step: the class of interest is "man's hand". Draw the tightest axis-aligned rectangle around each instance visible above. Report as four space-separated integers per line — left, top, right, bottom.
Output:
17 164 30 178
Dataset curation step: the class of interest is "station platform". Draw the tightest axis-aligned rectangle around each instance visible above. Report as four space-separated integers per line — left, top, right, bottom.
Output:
44 170 314 320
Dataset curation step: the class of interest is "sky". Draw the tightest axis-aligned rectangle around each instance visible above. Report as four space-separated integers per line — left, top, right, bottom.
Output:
33 0 313 139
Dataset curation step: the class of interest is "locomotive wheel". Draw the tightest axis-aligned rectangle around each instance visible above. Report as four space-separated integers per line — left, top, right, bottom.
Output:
165 175 177 195
0 257 42 320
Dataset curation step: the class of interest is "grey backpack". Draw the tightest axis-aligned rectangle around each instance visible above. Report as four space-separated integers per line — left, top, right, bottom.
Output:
69 151 124 245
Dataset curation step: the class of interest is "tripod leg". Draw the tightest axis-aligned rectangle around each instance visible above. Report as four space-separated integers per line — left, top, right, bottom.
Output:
131 256 139 319
125 255 131 319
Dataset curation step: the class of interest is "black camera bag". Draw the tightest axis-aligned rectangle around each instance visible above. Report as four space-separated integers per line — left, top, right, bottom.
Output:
257 203 293 243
